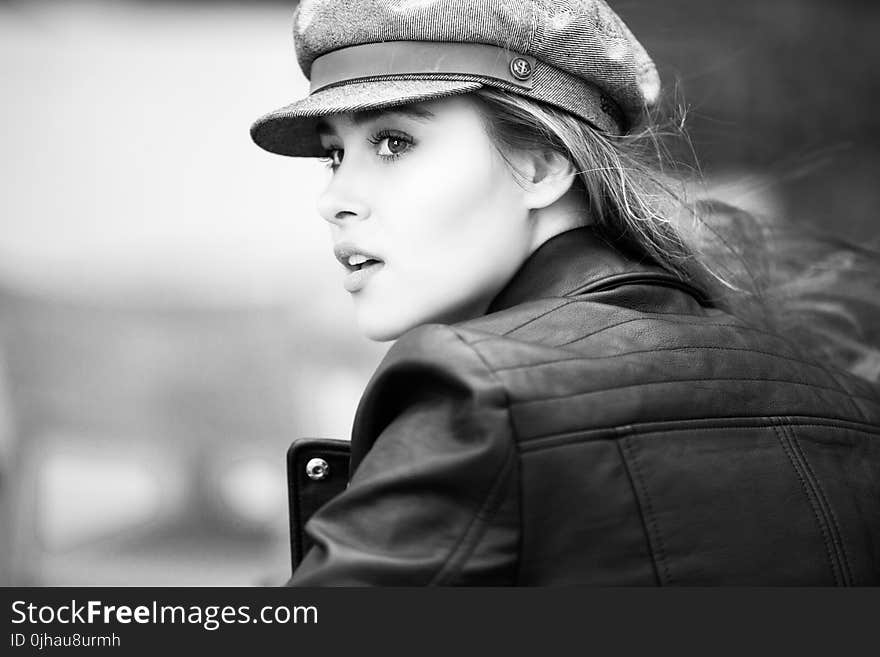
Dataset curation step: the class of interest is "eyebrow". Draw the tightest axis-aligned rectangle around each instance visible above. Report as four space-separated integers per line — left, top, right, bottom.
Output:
316 105 435 137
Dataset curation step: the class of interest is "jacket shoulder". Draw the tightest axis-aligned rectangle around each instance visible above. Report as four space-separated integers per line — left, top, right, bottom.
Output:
456 295 880 431
293 322 521 585
350 323 514 468
373 322 501 381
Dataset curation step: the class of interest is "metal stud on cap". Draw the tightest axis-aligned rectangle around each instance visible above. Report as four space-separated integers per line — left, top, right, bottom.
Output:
509 57 533 81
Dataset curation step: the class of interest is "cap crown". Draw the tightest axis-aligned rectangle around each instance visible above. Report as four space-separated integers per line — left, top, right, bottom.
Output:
293 0 660 124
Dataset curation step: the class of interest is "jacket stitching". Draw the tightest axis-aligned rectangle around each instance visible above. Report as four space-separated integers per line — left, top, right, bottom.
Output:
487 295 717 322
619 438 672 585
486 344 838 375
471 311 743 348
519 416 880 451
548 307 868 421
814 366 869 424
784 422 855 585
511 375 880 407
616 440 663 585
557 315 817 349
498 298 577 337
427 327 520 585
430 445 517 585
771 421 843 585
468 311 876 408
467 309 746 347
554 294 848 356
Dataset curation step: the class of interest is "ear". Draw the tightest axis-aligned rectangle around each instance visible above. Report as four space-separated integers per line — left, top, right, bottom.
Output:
518 148 577 210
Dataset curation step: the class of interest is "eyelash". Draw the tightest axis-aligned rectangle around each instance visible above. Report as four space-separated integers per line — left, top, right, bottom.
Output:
320 129 415 170
368 130 415 161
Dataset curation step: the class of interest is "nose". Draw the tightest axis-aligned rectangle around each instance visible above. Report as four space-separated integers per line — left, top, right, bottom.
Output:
316 164 371 226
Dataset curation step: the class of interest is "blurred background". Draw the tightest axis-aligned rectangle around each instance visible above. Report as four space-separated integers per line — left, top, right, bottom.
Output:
1 0 878 585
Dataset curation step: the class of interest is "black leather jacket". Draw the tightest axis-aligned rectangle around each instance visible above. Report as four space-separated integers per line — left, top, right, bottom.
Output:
289 226 880 585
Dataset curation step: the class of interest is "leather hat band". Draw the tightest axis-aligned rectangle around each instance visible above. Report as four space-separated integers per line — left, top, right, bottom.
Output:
309 41 538 93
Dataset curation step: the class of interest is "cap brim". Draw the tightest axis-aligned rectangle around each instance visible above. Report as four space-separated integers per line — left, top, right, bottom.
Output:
250 78 485 157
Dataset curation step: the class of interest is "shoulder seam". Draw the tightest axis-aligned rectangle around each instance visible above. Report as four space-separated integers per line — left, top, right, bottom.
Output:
511 375 880 408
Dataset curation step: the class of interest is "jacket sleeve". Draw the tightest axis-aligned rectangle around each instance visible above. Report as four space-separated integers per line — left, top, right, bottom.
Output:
288 324 520 586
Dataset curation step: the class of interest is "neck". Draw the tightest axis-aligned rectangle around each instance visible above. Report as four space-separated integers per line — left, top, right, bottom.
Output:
528 186 592 253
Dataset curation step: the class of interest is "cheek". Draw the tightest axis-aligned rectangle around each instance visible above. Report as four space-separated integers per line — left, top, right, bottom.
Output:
387 149 526 268
364 147 529 328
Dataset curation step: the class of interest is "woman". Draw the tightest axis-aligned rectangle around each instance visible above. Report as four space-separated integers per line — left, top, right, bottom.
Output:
251 0 880 585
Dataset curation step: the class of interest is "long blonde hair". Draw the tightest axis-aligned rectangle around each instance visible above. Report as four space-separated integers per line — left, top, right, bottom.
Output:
473 88 880 382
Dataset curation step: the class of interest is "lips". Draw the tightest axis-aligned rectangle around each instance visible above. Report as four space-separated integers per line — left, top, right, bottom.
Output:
333 241 385 293
342 260 384 293
333 242 384 272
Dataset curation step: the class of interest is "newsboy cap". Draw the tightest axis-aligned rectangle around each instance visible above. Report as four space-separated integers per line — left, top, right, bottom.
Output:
251 0 661 157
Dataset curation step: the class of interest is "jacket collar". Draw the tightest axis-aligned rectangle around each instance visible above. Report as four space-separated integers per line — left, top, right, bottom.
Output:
486 225 708 313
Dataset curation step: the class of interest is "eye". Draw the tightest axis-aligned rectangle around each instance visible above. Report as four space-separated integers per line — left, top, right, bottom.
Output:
377 136 410 156
369 130 414 159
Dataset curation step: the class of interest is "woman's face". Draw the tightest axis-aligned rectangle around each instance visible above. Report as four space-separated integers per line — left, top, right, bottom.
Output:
316 95 536 341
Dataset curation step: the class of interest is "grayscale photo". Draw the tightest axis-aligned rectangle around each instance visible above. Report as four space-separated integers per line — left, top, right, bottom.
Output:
1 0 879 589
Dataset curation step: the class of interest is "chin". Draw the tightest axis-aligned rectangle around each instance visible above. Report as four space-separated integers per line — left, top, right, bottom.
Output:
355 312 416 343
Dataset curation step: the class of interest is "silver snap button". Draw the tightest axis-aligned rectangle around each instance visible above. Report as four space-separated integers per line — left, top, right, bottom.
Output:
306 458 329 481
509 57 533 81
